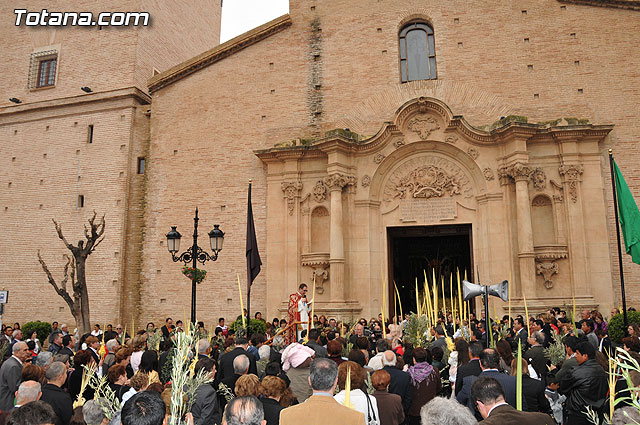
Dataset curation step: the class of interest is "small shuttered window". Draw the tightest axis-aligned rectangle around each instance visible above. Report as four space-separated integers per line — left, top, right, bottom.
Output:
399 22 437 82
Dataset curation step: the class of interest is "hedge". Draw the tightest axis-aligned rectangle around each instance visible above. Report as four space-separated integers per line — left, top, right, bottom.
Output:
229 318 267 338
22 321 53 344
609 311 640 344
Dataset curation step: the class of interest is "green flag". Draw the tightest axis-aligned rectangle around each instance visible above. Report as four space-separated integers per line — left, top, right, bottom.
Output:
614 160 640 264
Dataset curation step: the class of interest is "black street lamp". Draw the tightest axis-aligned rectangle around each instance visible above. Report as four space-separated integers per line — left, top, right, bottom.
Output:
166 208 224 323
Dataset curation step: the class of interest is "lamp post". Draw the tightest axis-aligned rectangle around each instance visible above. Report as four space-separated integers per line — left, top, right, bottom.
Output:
166 208 224 324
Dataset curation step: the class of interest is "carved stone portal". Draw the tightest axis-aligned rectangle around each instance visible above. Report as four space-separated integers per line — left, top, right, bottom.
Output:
407 115 440 140
281 181 302 215
536 260 559 289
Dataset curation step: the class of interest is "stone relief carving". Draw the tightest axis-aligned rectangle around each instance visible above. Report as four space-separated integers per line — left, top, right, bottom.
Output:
483 168 494 181
559 164 584 203
311 268 329 294
393 139 405 148
536 260 559 289
445 135 458 144
467 148 479 160
531 168 547 190
550 180 564 202
361 175 371 187
384 156 473 202
312 180 327 203
407 115 440 140
281 181 302 215
498 162 533 183
374 153 386 164
323 173 357 190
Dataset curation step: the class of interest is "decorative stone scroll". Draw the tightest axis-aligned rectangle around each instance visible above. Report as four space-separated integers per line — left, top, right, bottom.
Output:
393 139 405 148
301 253 329 294
383 156 473 202
534 246 567 289
550 180 564 202
559 164 584 203
281 180 302 215
445 135 458 144
531 168 547 190
467 148 479 160
483 168 494 181
374 153 386 164
407 115 440 140
312 180 327 202
400 198 457 223
361 175 371 187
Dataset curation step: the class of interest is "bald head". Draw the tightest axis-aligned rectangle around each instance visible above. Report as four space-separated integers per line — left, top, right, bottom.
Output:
16 380 42 405
382 350 396 367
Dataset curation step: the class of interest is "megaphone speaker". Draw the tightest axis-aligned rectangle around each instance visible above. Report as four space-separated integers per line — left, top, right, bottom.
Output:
462 280 484 301
487 280 509 302
462 280 509 302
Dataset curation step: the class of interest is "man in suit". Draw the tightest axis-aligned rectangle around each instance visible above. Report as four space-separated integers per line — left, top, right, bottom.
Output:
471 376 555 425
554 335 579 382
58 335 75 358
218 337 257 380
457 348 524 411
512 317 529 351
0 341 30 410
305 328 328 358
525 331 548 381
382 350 413 412
280 357 364 425
455 341 483 397
47 333 62 355
197 339 212 360
431 326 447 351
40 361 73 425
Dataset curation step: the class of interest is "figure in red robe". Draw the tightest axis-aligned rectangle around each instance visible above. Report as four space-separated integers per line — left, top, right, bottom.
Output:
286 283 308 344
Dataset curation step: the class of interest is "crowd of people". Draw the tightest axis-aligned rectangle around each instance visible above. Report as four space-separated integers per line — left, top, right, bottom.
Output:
0 304 638 425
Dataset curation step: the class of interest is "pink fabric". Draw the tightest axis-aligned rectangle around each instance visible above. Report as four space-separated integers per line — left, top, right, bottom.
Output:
281 343 315 372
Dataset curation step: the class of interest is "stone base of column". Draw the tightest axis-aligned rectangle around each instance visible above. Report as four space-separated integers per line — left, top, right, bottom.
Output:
329 259 345 302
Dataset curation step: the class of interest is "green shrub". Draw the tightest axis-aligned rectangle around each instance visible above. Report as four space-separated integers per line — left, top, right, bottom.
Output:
609 311 640 344
229 318 267 339
22 321 53 344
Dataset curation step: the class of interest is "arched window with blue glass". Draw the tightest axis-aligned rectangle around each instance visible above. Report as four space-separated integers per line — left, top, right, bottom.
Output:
399 22 437 82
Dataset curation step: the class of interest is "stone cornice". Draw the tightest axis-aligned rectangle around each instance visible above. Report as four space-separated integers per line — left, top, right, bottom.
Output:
148 14 292 93
557 0 640 10
0 87 150 121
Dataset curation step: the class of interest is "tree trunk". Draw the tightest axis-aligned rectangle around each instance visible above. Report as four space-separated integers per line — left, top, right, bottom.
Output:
76 257 91 336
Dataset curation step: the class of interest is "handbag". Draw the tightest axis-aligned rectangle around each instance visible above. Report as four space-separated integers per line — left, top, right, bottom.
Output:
365 393 380 425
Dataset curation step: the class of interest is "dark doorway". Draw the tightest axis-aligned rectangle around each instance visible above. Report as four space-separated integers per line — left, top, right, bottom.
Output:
387 224 473 318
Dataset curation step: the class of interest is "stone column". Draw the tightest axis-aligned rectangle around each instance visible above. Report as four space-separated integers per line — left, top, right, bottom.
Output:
501 163 536 296
281 180 302 289
323 173 355 302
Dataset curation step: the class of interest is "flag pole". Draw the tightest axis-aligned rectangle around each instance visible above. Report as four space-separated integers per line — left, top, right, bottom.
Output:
247 180 252 321
609 149 628 330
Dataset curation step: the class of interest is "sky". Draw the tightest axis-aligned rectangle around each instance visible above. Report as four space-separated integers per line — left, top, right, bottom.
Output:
220 0 290 42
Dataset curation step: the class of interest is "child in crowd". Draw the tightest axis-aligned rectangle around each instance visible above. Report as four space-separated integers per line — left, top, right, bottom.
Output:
545 373 566 425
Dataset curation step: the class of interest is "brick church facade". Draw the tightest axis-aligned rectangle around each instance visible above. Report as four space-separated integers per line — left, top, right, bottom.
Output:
1 0 639 326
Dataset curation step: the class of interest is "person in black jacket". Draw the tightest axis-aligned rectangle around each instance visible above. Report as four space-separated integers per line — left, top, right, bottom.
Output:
218 337 257 381
559 340 609 425
381 350 413 413
510 358 552 415
261 375 287 425
454 341 483 397
40 361 73 425
190 357 221 425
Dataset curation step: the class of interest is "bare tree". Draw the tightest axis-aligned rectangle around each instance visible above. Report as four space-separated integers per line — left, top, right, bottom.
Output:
37 212 105 336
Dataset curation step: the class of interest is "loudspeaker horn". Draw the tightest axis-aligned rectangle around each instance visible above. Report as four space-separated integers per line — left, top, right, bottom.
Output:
462 280 509 302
